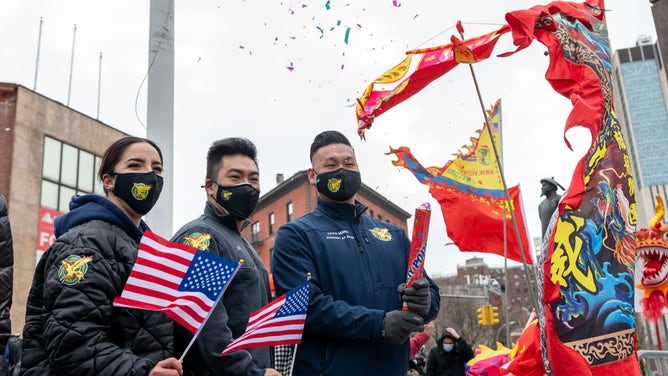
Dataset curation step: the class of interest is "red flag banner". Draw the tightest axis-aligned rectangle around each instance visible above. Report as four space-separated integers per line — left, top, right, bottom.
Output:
503 1 639 375
113 231 240 333
221 280 310 355
355 24 509 139
386 99 532 264
431 184 531 264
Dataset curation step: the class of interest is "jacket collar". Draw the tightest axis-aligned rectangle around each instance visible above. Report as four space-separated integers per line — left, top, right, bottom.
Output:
203 200 251 233
315 198 368 220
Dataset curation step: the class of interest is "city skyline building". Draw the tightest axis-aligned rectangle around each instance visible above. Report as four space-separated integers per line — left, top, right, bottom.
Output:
612 37 668 226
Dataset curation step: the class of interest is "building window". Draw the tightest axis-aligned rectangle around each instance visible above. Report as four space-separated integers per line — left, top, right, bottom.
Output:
369 209 374 218
251 221 260 242
269 212 275 234
41 136 102 212
286 202 293 222
377 214 382 220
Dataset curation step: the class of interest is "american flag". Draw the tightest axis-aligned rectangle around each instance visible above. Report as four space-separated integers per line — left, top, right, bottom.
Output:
221 280 310 355
113 230 240 333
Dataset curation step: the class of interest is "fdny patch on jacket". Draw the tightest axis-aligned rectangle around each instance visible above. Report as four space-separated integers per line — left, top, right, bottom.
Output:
58 255 93 286
369 228 392 241
183 232 211 250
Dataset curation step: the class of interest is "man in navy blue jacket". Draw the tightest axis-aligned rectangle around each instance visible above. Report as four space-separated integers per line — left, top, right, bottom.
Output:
272 130 440 375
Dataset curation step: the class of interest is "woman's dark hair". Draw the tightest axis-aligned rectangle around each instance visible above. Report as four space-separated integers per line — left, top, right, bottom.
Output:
206 137 258 180
98 136 163 183
309 130 352 161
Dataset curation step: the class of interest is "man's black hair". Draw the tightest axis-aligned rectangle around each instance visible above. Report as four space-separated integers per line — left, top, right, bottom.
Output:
309 130 353 161
206 137 258 180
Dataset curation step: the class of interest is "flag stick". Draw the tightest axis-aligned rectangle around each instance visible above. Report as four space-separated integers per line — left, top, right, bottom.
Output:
288 344 299 376
457 28 540 312
179 260 242 361
503 206 511 347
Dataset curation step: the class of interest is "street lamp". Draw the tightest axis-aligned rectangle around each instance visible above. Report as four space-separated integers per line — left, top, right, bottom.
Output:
495 321 518 347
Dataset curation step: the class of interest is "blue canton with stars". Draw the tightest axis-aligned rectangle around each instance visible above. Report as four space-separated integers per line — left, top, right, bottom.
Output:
276 281 310 318
178 250 239 301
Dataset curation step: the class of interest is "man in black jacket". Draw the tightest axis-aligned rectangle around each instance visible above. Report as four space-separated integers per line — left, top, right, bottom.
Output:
0 193 13 375
171 138 279 376
426 327 474 376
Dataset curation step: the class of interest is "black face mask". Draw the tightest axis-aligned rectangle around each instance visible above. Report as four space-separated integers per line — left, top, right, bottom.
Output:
213 182 260 220
314 168 361 202
111 172 163 215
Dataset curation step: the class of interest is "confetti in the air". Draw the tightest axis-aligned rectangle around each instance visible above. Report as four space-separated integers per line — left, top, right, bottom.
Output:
392 0 401 6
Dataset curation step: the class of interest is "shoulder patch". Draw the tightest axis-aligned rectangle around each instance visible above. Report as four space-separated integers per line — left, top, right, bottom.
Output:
183 232 212 250
58 255 93 286
369 227 392 242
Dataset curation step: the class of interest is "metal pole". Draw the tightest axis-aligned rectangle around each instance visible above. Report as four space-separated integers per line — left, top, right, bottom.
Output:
456 29 539 311
96 52 102 119
67 24 77 106
503 206 510 346
144 0 175 237
496 321 517 347
33 17 43 91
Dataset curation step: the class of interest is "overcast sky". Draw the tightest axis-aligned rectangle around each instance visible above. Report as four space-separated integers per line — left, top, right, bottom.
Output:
0 1 658 276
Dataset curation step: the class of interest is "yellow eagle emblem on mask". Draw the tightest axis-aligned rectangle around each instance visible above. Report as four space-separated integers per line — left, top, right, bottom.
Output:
58 255 93 285
131 183 152 200
369 228 392 241
327 178 342 193
220 190 233 201
184 232 212 250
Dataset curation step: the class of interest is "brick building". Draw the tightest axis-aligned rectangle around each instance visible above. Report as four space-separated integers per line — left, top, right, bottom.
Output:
0 83 127 333
240 170 411 270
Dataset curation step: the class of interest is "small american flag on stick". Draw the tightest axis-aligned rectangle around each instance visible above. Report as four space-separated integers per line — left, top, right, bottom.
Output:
113 230 240 333
221 280 310 355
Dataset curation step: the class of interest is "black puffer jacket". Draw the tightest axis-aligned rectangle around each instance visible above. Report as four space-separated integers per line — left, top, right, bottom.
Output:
0 193 13 351
21 194 173 375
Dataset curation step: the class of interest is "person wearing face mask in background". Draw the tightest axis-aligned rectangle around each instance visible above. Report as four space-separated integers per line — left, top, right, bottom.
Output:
426 327 474 376
21 136 182 376
170 138 280 376
271 130 440 375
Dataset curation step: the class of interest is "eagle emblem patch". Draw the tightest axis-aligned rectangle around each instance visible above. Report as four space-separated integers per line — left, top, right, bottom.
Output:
327 178 342 193
369 228 392 241
184 232 212 250
131 182 152 200
58 255 93 286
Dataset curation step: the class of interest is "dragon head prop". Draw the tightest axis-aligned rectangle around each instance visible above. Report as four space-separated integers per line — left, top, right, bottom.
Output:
637 195 668 321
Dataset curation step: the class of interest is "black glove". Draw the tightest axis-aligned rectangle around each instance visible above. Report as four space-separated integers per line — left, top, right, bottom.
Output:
398 277 431 318
381 310 424 345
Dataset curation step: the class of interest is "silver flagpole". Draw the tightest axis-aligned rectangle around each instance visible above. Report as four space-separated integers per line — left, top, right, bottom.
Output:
96 52 102 119
33 17 43 91
66 24 77 106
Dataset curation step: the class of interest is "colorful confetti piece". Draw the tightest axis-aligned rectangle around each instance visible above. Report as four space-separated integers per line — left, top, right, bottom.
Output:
344 27 351 44
392 0 401 6
325 0 331 10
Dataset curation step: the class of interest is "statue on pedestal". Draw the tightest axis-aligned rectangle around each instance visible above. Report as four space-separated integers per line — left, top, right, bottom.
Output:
538 177 565 238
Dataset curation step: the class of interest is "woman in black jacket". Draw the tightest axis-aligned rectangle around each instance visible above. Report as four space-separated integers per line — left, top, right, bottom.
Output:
21 137 182 376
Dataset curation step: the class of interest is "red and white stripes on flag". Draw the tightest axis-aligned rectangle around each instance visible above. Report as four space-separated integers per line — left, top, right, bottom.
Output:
113 230 240 333
221 280 310 355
